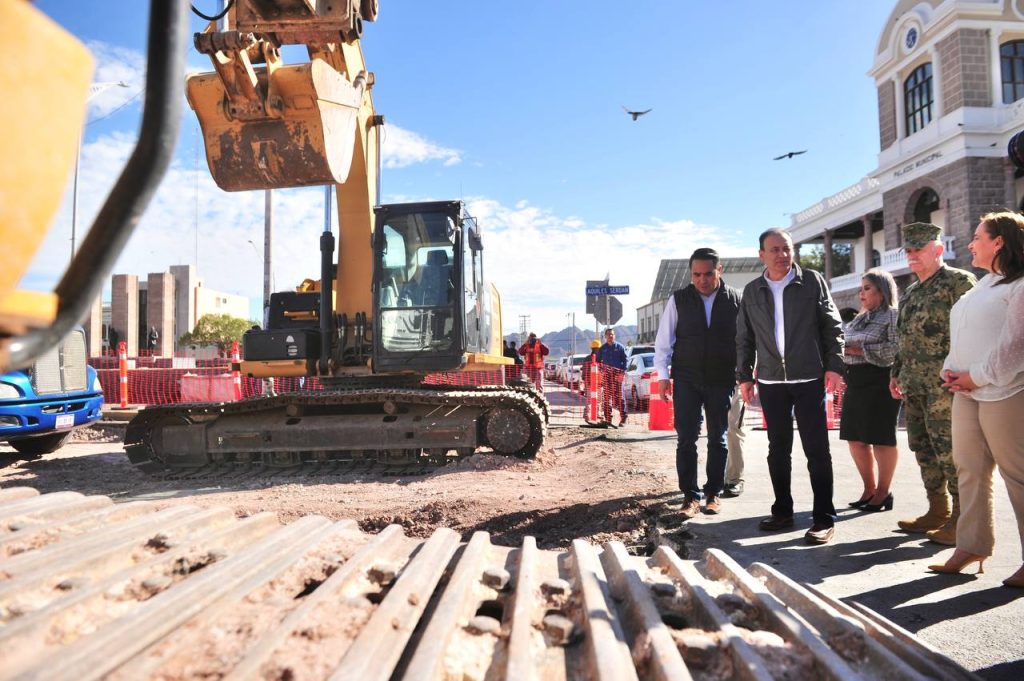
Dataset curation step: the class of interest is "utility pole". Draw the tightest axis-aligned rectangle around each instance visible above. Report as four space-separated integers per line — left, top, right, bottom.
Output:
518 315 530 345
71 81 129 261
264 189 273 324
571 312 576 356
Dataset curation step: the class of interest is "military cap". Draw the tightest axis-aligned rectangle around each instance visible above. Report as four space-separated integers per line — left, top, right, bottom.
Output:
902 222 942 249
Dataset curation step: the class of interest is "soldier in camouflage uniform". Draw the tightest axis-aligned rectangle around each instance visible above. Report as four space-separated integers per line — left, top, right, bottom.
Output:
890 222 976 545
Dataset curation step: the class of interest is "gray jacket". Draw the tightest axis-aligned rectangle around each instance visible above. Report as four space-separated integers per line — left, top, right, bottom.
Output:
736 264 844 383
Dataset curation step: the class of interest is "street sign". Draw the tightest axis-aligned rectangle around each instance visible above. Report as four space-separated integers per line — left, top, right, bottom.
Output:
585 285 630 296
594 296 623 325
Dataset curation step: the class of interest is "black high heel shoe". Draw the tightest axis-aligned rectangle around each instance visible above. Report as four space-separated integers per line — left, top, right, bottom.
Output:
862 493 894 512
848 493 874 509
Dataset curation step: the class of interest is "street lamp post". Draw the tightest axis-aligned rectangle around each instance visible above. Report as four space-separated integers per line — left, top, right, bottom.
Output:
71 81 130 261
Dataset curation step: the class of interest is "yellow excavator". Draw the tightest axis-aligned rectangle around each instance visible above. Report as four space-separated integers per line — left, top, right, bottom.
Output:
1 0 547 472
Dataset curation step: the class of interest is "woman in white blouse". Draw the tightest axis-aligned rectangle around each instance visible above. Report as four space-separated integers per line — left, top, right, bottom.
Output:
929 212 1024 587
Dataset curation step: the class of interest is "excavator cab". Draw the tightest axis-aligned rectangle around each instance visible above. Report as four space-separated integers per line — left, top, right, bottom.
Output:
372 201 481 373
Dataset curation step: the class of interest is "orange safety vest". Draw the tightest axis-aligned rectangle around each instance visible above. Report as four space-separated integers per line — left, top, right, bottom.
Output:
519 340 548 368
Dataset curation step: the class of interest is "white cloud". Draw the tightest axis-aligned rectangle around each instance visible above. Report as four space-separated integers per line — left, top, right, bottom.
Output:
464 199 754 336
381 124 461 168
21 126 749 342
84 41 146 119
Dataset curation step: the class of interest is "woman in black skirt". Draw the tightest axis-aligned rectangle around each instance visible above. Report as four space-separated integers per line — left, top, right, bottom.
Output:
841 268 902 512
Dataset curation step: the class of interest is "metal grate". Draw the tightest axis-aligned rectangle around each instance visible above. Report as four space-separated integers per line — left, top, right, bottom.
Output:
31 346 63 395
30 329 88 395
61 329 88 392
0 488 979 681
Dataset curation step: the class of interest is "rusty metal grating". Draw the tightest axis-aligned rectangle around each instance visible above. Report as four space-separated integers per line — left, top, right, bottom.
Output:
0 488 979 680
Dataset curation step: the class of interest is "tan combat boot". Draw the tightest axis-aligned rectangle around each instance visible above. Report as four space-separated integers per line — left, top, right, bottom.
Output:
897 493 951 533
926 499 959 546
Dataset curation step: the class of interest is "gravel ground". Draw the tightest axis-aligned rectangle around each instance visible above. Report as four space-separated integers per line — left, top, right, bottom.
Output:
2 425 680 550
2 424 1022 679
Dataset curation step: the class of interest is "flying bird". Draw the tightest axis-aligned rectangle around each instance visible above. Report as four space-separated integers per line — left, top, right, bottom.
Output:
773 150 807 160
623 106 652 121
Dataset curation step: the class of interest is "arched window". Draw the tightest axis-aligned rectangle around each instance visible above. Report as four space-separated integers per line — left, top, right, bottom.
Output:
913 188 940 223
1001 40 1024 103
904 63 933 135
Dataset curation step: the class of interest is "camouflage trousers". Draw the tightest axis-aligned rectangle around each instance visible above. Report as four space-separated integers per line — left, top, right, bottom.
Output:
903 391 957 502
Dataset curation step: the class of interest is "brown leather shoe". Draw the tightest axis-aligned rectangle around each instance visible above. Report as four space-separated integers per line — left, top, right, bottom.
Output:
704 496 721 515
680 498 702 519
758 515 794 531
805 524 835 545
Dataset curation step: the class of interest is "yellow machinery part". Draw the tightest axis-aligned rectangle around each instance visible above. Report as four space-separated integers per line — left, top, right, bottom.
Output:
0 2 92 334
240 359 316 378
186 59 366 192
331 40 377 332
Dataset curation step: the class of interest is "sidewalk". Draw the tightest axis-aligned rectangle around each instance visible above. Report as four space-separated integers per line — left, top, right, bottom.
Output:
640 428 1022 679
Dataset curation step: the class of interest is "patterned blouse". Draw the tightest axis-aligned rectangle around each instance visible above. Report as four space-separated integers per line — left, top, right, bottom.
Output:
843 307 899 368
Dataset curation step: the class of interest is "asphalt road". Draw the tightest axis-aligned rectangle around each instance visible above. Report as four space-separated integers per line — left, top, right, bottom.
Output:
620 428 1024 680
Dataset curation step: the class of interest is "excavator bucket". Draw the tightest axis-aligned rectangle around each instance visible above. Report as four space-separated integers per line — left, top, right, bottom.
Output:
186 59 364 192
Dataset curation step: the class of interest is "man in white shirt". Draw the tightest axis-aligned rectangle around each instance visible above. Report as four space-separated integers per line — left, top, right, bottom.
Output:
655 248 742 518
736 229 845 544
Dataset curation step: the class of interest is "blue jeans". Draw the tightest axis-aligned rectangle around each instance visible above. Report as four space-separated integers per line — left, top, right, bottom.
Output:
757 379 837 526
673 381 734 500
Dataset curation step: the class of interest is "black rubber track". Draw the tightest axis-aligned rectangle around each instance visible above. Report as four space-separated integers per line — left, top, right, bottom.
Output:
124 385 548 478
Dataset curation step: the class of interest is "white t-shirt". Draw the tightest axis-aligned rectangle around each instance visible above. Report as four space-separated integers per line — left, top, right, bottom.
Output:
765 269 795 358
758 268 815 385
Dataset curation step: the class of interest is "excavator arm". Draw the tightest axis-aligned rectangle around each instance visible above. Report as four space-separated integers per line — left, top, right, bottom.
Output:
188 0 381 374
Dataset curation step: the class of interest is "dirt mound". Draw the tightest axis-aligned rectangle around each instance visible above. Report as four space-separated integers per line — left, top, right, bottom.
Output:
359 500 473 537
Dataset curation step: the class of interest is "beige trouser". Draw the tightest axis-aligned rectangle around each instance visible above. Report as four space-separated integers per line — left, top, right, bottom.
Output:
725 389 746 484
952 390 1024 559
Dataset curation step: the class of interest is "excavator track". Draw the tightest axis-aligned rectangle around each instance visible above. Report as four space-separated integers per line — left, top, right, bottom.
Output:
0 487 977 681
124 386 547 477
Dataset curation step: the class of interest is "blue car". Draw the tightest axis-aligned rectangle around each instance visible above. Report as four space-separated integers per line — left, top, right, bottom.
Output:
0 327 104 456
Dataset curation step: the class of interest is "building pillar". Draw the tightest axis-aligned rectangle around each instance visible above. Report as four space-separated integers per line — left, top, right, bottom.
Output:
111 274 139 356
990 28 1003 106
823 229 834 282
892 76 905 140
146 272 176 357
862 216 875 273
82 296 103 357
169 265 198 342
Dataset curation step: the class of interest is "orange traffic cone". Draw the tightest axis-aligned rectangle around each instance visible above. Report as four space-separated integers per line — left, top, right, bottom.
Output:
648 381 674 431
586 363 600 423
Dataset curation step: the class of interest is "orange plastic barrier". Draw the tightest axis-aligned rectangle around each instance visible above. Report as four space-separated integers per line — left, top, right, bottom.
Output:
231 341 242 401
648 380 674 431
180 373 237 402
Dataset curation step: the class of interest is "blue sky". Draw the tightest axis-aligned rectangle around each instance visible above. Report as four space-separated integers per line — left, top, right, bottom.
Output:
28 1 896 335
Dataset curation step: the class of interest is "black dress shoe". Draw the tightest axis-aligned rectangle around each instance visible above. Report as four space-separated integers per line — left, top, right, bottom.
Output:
722 480 744 498
862 493 894 512
758 515 795 531
805 524 835 545
848 496 872 509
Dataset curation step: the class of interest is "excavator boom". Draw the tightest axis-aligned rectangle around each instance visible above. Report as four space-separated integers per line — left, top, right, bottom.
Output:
124 1 546 471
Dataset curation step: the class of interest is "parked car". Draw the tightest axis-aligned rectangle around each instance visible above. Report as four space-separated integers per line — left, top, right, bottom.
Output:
562 353 590 390
621 352 657 411
544 360 559 381
625 344 655 361
554 356 571 384
0 327 104 457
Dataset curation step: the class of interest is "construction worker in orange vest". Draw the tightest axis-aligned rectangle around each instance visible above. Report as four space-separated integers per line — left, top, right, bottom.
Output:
518 332 549 390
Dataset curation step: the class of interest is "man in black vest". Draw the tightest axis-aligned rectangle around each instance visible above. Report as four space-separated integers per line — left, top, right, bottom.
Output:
654 248 742 518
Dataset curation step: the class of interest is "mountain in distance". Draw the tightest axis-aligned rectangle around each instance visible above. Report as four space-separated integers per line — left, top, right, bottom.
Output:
504 325 640 357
